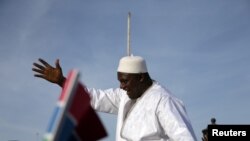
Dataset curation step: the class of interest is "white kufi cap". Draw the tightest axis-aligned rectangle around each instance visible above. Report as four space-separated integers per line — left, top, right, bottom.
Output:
117 56 148 73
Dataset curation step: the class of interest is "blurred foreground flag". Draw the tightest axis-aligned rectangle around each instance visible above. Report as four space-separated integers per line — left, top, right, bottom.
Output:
43 70 107 141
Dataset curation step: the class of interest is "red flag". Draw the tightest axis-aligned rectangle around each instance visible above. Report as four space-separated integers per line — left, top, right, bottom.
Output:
44 70 107 141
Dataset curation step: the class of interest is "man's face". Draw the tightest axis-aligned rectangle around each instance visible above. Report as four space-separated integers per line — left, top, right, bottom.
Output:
117 72 142 99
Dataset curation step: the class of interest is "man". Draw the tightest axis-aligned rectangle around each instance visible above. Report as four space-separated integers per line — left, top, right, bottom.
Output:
32 56 197 141
201 118 216 141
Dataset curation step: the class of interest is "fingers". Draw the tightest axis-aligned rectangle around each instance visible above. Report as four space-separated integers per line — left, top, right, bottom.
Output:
32 58 50 76
39 58 52 68
32 68 44 74
55 59 61 70
33 62 45 70
32 58 54 71
34 74 45 79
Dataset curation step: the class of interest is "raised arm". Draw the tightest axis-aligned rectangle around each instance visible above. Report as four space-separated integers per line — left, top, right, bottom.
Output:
32 58 66 87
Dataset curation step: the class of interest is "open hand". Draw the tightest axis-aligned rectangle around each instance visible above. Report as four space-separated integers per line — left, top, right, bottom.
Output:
32 58 65 87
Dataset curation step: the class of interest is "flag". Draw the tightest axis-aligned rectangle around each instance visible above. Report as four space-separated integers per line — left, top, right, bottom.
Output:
43 70 107 141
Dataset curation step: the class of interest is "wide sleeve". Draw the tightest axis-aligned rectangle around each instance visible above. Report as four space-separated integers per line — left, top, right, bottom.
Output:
156 96 197 141
87 88 125 115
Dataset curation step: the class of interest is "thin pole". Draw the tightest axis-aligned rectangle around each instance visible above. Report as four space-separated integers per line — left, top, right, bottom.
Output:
127 12 131 56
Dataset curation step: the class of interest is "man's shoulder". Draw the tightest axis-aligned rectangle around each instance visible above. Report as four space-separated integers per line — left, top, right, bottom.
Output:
150 82 183 104
150 81 171 97
141 82 170 103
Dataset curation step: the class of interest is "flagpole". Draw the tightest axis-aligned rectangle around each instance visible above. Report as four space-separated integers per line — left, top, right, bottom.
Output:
127 12 131 56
